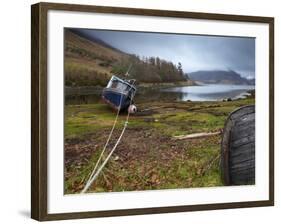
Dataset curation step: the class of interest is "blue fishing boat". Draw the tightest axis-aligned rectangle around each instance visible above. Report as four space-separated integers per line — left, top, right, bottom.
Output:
102 75 137 111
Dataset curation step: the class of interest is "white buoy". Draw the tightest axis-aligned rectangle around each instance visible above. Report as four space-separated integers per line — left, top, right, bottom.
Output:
128 104 137 114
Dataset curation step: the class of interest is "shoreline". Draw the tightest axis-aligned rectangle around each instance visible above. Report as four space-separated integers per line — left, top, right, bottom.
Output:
137 80 197 88
65 80 197 96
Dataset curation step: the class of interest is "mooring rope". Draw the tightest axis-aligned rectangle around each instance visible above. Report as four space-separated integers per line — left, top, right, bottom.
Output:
81 80 135 193
81 94 123 193
85 94 123 184
81 120 128 193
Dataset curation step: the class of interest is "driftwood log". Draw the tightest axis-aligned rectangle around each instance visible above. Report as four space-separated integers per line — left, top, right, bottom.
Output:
221 105 255 185
173 131 221 140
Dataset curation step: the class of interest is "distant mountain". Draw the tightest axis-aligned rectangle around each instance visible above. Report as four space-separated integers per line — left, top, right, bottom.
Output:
64 30 188 87
247 78 255 85
188 70 254 85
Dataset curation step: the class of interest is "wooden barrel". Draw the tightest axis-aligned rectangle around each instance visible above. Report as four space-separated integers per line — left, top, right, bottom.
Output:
221 105 255 185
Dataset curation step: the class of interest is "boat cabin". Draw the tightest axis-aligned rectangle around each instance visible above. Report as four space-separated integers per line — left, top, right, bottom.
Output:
102 75 136 111
106 76 136 94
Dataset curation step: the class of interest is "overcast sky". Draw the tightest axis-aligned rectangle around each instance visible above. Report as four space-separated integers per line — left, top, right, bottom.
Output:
75 29 255 78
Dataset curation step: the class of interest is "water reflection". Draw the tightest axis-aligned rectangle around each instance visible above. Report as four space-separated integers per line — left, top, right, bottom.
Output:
65 84 255 105
65 94 101 105
162 84 255 101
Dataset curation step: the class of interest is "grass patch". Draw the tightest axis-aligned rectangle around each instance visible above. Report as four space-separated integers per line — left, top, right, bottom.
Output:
64 98 254 193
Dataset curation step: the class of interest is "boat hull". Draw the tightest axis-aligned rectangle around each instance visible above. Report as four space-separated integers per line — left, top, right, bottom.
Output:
102 89 131 111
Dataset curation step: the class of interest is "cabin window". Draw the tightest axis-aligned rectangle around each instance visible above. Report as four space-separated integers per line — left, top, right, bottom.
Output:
111 80 119 89
116 83 128 92
107 79 127 92
107 77 134 94
125 85 132 91
107 79 118 88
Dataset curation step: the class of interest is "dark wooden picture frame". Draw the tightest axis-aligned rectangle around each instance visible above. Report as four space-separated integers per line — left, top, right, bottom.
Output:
31 2 274 221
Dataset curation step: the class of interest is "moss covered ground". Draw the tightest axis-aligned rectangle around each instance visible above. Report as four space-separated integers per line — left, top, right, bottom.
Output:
64 97 254 194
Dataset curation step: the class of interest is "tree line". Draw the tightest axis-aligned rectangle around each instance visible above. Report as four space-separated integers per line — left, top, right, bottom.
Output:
111 55 188 83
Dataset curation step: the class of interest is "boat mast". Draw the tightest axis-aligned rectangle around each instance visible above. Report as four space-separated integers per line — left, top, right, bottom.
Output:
124 64 132 77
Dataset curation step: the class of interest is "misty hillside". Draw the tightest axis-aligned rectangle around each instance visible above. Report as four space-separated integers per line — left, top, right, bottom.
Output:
188 70 254 85
64 30 188 87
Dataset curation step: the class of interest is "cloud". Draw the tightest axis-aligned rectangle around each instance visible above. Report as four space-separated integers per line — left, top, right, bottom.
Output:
74 29 255 78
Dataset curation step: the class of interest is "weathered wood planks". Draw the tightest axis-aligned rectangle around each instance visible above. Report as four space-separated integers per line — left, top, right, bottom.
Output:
221 105 255 185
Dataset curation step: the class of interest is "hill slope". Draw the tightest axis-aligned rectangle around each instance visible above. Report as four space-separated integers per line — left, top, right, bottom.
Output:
65 29 129 86
64 30 188 87
188 70 253 85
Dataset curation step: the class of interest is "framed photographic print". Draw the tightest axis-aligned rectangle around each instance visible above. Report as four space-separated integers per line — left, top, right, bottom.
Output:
31 2 274 221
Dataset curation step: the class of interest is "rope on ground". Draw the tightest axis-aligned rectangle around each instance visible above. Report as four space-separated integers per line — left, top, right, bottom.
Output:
81 120 129 193
85 94 123 184
81 80 135 194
